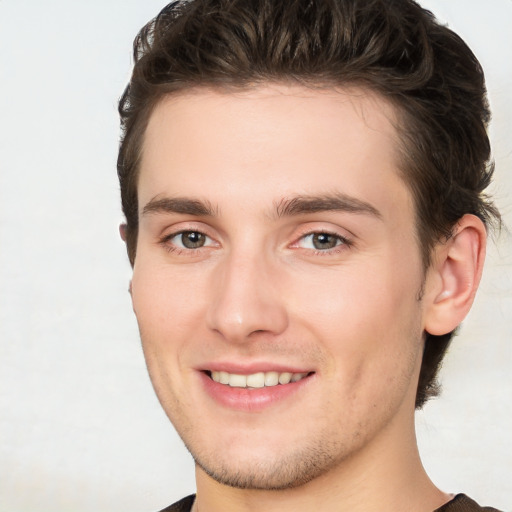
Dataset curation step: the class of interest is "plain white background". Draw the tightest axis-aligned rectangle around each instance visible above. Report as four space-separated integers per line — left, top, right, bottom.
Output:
0 1 510 511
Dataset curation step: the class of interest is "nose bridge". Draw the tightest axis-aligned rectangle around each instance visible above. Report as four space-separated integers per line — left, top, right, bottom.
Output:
206 246 288 342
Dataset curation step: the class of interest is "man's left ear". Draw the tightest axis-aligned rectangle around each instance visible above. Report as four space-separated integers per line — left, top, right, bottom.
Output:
423 214 487 336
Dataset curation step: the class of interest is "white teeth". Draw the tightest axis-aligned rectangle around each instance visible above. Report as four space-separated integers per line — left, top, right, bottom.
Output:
278 372 292 384
229 374 247 388
210 370 309 388
264 371 279 386
246 372 265 388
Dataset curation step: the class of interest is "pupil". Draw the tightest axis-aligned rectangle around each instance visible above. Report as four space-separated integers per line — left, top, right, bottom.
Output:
313 233 337 250
182 231 205 248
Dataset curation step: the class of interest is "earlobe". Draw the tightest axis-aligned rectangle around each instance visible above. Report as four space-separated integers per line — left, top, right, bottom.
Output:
424 214 486 336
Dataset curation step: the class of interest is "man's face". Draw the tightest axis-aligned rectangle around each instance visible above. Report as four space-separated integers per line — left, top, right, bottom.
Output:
131 85 428 489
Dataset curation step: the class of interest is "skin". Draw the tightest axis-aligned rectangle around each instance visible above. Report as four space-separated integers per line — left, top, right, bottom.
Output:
129 84 486 512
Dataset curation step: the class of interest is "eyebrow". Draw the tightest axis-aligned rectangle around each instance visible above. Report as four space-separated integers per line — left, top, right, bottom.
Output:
141 193 381 220
142 197 218 217
274 193 382 219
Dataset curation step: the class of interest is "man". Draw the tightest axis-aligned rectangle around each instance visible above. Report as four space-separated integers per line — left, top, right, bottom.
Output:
117 0 502 510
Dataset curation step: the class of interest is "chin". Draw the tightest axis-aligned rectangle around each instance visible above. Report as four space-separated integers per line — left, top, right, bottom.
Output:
188 435 345 490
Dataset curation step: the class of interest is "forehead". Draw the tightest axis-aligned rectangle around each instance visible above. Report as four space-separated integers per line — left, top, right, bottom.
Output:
138 84 411 221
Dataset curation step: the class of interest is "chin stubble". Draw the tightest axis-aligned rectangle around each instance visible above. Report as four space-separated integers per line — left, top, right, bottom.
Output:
188 436 347 491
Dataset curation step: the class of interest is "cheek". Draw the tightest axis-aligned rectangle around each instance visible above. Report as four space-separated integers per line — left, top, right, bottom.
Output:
130 261 206 407
131 258 207 341
295 271 422 428
291 263 416 330
287 259 423 378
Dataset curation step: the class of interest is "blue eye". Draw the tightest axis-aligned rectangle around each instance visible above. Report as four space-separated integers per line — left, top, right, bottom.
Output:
299 232 345 250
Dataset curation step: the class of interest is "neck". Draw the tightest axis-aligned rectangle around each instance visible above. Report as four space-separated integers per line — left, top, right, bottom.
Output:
193 411 450 512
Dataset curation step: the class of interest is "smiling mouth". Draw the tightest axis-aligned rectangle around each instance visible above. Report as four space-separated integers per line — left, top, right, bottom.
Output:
207 370 312 389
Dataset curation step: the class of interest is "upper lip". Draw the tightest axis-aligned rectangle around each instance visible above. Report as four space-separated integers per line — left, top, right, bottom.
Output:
198 361 314 374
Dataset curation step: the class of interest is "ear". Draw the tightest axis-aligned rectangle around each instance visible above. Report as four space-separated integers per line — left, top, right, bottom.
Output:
423 214 487 336
119 223 127 242
119 224 133 295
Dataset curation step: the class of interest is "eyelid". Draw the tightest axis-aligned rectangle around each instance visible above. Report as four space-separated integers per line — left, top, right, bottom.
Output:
159 220 216 240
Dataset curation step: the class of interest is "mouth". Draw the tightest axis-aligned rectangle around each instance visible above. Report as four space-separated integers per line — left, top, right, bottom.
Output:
200 368 315 411
206 370 313 389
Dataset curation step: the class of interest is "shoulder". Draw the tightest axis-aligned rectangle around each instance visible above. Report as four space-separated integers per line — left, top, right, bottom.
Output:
158 494 196 512
435 494 504 512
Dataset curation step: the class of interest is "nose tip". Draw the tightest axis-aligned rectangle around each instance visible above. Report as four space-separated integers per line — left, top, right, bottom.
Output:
206 259 288 343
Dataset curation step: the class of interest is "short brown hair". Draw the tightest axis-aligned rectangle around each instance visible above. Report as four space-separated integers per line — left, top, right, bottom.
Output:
117 0 500 408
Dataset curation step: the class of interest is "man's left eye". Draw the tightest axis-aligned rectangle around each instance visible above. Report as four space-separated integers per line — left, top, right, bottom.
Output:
298 232 346 250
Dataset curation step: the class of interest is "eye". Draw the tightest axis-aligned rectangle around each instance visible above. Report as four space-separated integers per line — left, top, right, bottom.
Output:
297 232 347 251
167 231 213 249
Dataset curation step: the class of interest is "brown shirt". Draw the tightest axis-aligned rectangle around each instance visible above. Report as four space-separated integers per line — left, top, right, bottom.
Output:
435 494 502 512
159 493 503 511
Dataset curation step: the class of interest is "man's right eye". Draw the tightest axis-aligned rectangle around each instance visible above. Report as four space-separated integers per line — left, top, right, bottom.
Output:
168 231 211 249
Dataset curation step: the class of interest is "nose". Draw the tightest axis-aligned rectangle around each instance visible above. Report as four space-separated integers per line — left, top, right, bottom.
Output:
206 251 289 343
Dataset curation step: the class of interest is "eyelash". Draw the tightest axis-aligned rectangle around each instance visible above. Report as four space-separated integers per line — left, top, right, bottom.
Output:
158 229 353 256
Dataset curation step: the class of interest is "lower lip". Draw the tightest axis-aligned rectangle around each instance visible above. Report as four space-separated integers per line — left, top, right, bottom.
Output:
199 372 314 412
